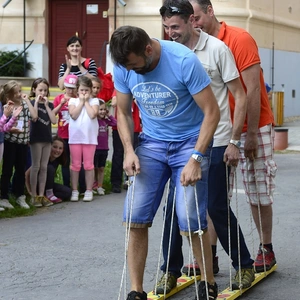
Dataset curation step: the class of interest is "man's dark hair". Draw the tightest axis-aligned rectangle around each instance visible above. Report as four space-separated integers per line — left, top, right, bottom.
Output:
160 0 194 23
109 26 151 67
189 0 212 14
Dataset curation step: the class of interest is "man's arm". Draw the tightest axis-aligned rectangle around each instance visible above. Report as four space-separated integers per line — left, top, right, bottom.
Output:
116 91 140 175
224 77 247 165
241 63 261 160
181 85 220 186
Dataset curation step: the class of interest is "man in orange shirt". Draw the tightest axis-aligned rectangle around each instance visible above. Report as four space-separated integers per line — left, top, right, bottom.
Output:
189 0 277 274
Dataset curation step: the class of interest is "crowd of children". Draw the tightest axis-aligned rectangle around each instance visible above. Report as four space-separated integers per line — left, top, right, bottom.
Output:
0 73 116 211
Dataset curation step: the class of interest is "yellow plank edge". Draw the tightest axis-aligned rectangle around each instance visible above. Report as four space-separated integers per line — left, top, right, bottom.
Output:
147 274 201 300
147 264 277 300
216 264 277 300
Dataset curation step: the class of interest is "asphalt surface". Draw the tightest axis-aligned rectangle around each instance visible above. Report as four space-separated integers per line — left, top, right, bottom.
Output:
1 121 300 300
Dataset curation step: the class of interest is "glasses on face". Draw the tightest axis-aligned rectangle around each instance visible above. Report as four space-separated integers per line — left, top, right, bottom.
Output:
159 6 189 16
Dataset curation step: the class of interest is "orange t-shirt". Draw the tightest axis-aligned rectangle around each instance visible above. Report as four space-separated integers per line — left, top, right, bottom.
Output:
218 22 274 132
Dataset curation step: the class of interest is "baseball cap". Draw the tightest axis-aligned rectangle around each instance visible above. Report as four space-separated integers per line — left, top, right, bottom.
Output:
64 74 78 88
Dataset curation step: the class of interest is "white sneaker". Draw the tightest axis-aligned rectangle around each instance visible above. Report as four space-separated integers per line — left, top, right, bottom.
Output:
16 195 30 209
83 190 93 202
0 199 14 209
70 190 79 202
0 207 4 212
97 187 105 196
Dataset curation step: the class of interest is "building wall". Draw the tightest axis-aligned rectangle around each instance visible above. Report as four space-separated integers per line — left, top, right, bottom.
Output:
1 0 300 118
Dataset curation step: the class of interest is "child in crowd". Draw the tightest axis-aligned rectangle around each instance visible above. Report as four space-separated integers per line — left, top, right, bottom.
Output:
29 78 57 207
68 76 99 202
90 76 103 190
25 136 72 203
0 80 37 210
53 74 78 187
94 99 117 195
0 97 23 212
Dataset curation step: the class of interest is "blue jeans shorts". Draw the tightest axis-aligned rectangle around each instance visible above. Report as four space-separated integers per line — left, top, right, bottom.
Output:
123 133 211 234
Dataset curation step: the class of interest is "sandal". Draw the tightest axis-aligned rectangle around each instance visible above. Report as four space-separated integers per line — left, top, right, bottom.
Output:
196 281 218 300
126 291 147 300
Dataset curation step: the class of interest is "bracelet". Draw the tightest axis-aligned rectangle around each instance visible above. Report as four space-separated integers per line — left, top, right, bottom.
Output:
192 150 204 157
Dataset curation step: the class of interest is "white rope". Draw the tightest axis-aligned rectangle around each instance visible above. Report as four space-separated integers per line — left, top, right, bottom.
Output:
153 180 175 297
118 175 136 300
226 166 233 289
233 168 242 291
253 159 266 274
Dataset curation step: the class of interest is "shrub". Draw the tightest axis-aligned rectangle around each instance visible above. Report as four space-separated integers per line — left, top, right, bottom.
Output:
0 50 34 77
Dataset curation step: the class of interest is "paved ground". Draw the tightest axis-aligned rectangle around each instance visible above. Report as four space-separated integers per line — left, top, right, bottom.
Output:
1 121 300 300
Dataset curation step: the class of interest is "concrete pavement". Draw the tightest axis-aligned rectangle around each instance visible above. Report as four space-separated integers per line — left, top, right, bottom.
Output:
1 121 300 300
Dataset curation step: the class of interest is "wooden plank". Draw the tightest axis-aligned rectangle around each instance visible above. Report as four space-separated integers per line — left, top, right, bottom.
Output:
147 265 277 300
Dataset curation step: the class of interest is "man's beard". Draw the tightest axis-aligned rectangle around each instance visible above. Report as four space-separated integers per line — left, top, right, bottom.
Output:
134 56 153 75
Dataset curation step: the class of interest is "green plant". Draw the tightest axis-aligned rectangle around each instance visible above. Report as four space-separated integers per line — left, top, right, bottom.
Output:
0 50 34 77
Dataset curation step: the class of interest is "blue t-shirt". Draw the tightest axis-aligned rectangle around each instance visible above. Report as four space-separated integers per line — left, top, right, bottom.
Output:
113 40 211 141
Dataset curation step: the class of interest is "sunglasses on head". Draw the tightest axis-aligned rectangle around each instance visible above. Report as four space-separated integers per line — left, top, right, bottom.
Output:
159 5 189 16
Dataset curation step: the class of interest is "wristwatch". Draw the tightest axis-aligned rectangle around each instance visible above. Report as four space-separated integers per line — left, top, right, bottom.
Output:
229 139 241 149
191 153 203 163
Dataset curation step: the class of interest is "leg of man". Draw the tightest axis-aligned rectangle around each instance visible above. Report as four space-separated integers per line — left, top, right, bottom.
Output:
239 124 276 272
127 227 148 293
123 133 171 297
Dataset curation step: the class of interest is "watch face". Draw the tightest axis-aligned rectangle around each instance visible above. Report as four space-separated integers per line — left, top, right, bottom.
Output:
192 154 203 163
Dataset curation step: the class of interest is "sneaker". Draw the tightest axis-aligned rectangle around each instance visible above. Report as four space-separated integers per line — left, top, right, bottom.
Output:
83 190 93 202
196 281 218 300
16 195 30 209
40 196 54 207
0 199 14 209
126 291 147 300
46 194 62 204
97 187 105 196
30 196 42 207
70 190 79 202
112 185 121 193
231 268 255 290
253 246 276 273
182 256 219 276
154 272 177 294
0 207 4 212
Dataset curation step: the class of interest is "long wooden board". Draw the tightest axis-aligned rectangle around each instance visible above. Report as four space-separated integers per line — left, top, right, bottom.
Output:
147 265 277 300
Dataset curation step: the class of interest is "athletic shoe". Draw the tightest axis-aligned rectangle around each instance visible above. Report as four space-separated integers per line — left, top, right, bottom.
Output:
126 291 147 300
46 195 62 204
30 196 42 207
16 195 30 209
70 190 79 202
40 196 54 207
154 272 177 294
0 207 5 212
196 281 218 300
254 245 276 273
112 185 121 193
231 268 255 290
182 256 219 276
97 187 105 196
83 190 93 202
0 199 14 209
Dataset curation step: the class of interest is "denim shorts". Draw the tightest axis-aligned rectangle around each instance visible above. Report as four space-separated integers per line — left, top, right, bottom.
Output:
123 133 212 233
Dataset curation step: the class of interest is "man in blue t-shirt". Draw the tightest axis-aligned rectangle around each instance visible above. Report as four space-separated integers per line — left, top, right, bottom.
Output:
110 25 220 300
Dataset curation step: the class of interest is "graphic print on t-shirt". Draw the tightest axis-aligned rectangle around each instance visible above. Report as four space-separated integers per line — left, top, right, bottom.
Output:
132 82 178 118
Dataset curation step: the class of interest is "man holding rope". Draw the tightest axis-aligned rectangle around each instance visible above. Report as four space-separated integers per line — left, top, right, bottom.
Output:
110 26 220 300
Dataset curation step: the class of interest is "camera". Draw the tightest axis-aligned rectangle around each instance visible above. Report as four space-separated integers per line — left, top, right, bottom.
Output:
117 0 127 7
